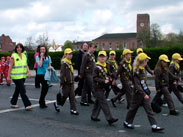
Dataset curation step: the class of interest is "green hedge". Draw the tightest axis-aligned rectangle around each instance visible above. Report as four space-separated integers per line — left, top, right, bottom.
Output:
0 47 183 70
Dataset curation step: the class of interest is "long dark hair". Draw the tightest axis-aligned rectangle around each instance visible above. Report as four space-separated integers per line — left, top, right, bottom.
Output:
155 60 168 72
36 45 41 52
38 45 48 57
14 43 25 53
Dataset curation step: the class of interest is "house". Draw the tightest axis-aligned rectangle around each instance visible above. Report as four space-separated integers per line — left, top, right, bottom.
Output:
74 14 150 50
49 45 63 52
0 34 16 52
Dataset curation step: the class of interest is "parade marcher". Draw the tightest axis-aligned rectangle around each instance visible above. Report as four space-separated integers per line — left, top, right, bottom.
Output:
105 51 120 100
74 43 88 96
34 45 41 88
111 49 133 109
7 43 32 110
152 54 179 115
169 53 183 104
136 48 154 76
91 51 118 125
4 56 11 86
124 53 164 132
54 48 79 115
80 43 96 106
0 57 6 85
36 45 52 108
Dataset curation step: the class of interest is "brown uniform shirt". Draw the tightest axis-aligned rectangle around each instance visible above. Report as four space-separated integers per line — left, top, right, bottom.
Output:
169 63 179 84
115 59 133 82
106 59 118 79
154 67 178 91
93 64 108 90
80 52 95 77
134 68 150 97
60 61 74 85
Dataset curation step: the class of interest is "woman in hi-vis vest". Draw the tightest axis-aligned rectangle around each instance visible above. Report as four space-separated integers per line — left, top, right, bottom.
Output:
7 43 32 111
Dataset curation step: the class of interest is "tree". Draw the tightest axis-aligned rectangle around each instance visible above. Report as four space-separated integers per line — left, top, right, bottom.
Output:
36 33 49 46
137 23 162 48
24 36 35 50
150 23 162 47
62 40 74 51
137 29 150 48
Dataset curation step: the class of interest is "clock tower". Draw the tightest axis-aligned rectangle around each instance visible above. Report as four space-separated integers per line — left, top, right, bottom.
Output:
137 14 150 33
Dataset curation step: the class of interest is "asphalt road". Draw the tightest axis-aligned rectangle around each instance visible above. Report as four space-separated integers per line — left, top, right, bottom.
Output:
0 77 183 137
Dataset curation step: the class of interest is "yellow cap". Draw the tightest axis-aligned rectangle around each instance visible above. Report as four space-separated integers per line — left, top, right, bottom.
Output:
136 48 143 54
109 50 116 55
98 51 107 57
159 54 170 62
64 48 73 54
172 53 183 61
122 49 133 55
138 53 151 61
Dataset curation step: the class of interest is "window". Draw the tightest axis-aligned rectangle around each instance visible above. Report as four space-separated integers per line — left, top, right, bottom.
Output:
116 42 119 50
123 42 127 49
109 43 112 50
102 43 105 50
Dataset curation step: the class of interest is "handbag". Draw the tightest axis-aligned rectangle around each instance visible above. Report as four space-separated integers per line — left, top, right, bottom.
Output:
56 88 63 105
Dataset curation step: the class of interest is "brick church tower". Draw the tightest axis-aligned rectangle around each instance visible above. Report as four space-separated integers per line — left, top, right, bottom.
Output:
137 14 150 33
136 14 150 47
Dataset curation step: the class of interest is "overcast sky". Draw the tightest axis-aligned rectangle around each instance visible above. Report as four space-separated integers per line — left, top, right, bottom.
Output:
0 0 182 45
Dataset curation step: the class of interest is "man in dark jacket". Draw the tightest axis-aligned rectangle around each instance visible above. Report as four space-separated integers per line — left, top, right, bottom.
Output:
80 43 96 106
74 43 88 96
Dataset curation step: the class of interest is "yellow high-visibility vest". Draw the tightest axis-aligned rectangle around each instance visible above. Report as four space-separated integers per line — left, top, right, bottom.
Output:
11 53 27 80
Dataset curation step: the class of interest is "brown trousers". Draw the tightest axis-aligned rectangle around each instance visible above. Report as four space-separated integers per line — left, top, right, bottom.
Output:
153 87 175 111
81 74 93 102
169 84 183 104
60 84 76 110
112 81 132 107
125 93 157 125
91 89 113 121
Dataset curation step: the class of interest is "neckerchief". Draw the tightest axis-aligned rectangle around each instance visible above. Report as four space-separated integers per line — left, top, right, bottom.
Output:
108 59 118 70
96 61 107 73
62 58 74 73
171 60 180 70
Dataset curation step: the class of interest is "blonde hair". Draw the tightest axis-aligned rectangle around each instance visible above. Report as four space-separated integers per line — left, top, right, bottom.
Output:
133 56 146 73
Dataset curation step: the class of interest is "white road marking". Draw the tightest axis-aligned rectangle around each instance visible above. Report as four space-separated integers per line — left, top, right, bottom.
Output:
162 114 168 116
118 130 126 133
9 97 51 102
0 100 56 114
134 125 141 127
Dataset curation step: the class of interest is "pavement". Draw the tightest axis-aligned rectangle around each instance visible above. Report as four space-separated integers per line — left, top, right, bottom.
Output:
0 72 183 137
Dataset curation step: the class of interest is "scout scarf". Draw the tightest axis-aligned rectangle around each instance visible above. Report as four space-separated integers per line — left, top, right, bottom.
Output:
62 58 74 73
171 61 180 70
125 59 132 71
109 59 118 70
96 61 107 73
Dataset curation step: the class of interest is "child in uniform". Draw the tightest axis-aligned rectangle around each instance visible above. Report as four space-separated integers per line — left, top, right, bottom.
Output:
91 51 118 125
54 48 79 115
124 53 164 132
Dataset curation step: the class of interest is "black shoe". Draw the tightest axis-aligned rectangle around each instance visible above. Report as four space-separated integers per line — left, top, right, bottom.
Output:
80 102 89 106
169 110 179 116
40 105 48 109
108 118 118 125
91 117 101 121
53 102 60 112
111 99 116 107
152 127 164 132
49 85 53 87
88 100 94 104
123 121 135 129
70 110 79 115
35 86 40 88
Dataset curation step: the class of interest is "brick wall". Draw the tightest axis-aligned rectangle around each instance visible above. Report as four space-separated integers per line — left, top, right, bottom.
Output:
0 34 16 52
